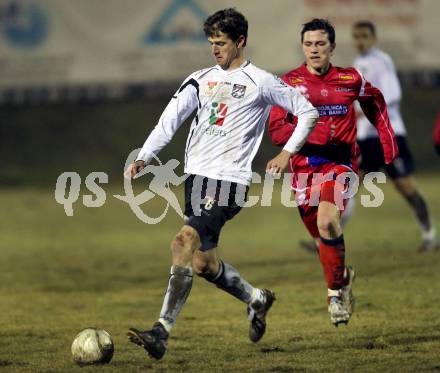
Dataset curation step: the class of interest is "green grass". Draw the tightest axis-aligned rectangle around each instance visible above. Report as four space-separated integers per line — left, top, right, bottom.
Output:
1 174 440 372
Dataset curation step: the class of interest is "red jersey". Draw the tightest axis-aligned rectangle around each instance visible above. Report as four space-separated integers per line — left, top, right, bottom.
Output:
269 64 398 177
433 112 440 147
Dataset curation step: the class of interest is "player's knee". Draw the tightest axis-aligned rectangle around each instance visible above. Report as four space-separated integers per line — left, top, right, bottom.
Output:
192 257 211 277
171 226 200 254
317 214 339 237
192 256 219 280
170 234 186 256
394 181 416 197
181 225 201 249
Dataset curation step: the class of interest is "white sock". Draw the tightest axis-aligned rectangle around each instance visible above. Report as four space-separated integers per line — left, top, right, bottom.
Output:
341 197 355 228
250 288 264 304
158 318 172 333
157 265 193 334
422 227 437 241
328 289 340 298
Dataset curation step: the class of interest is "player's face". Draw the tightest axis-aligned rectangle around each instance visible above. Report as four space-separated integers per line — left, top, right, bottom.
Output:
302 30 335 73
208 32 244 70
352 27 375 53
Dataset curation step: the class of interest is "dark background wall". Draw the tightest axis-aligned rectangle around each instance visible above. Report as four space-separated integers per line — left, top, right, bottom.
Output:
1 84 438 187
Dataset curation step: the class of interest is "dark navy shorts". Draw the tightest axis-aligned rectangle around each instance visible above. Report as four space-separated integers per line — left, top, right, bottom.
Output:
358 136 415 179
184 174 248 251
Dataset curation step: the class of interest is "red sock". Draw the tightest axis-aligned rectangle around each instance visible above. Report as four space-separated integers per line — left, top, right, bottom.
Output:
319 235 346 290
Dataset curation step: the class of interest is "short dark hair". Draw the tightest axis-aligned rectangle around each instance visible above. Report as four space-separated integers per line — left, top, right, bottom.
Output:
301 18 335 44
203 8 248 46
353 20 376 37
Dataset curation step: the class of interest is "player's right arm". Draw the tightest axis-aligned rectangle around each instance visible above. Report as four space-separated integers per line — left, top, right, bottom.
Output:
124 74 199 179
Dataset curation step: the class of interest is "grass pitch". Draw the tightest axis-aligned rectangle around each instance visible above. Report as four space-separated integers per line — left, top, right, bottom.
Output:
0 174 439 372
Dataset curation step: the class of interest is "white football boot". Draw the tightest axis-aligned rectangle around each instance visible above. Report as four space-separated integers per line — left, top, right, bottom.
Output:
328 266 355 326
419 228 439 252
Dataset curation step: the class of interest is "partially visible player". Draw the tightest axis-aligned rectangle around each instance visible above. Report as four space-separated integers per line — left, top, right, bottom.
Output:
351 21 438 252
433 112 440 156
269 19 398 326
124 9 318 360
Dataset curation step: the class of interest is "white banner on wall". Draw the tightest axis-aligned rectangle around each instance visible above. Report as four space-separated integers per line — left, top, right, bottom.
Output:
0 0 438 92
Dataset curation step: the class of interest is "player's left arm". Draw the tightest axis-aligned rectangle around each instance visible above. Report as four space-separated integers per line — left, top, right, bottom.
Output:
261 74 319 173
379 56 402 106
356 71 399 164
433 112 440 156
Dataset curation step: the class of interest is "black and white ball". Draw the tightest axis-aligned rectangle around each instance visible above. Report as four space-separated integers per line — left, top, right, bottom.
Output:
71 328 114 365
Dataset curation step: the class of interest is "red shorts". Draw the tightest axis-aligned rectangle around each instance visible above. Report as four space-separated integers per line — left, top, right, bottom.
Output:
292 163 356 238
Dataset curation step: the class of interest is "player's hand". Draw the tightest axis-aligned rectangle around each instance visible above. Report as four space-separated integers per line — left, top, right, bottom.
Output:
124 160 146 180
266 150 291 176
355 109 365 119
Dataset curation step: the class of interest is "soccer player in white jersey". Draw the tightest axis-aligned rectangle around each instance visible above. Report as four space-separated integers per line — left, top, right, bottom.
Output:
124 9 319 359
349 21 438 252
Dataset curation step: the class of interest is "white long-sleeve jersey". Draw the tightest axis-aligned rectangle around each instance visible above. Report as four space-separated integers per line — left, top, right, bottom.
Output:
354 48 406 140
136 61 318 185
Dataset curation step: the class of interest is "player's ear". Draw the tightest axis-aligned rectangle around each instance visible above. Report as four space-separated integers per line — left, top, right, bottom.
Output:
236 35 246 49
330 43 336 55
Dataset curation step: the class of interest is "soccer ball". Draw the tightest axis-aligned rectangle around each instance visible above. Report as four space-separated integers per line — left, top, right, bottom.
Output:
71 328 114 365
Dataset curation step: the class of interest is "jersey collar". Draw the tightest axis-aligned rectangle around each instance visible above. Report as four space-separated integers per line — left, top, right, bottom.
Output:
365 47 379 57
216 60 251 74
300 62 334 81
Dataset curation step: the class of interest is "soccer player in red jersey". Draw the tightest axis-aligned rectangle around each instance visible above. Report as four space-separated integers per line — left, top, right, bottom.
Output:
267 19 398 326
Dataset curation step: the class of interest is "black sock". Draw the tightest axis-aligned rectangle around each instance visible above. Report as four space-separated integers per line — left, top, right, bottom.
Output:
405 191 432 232
201 260 255 304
